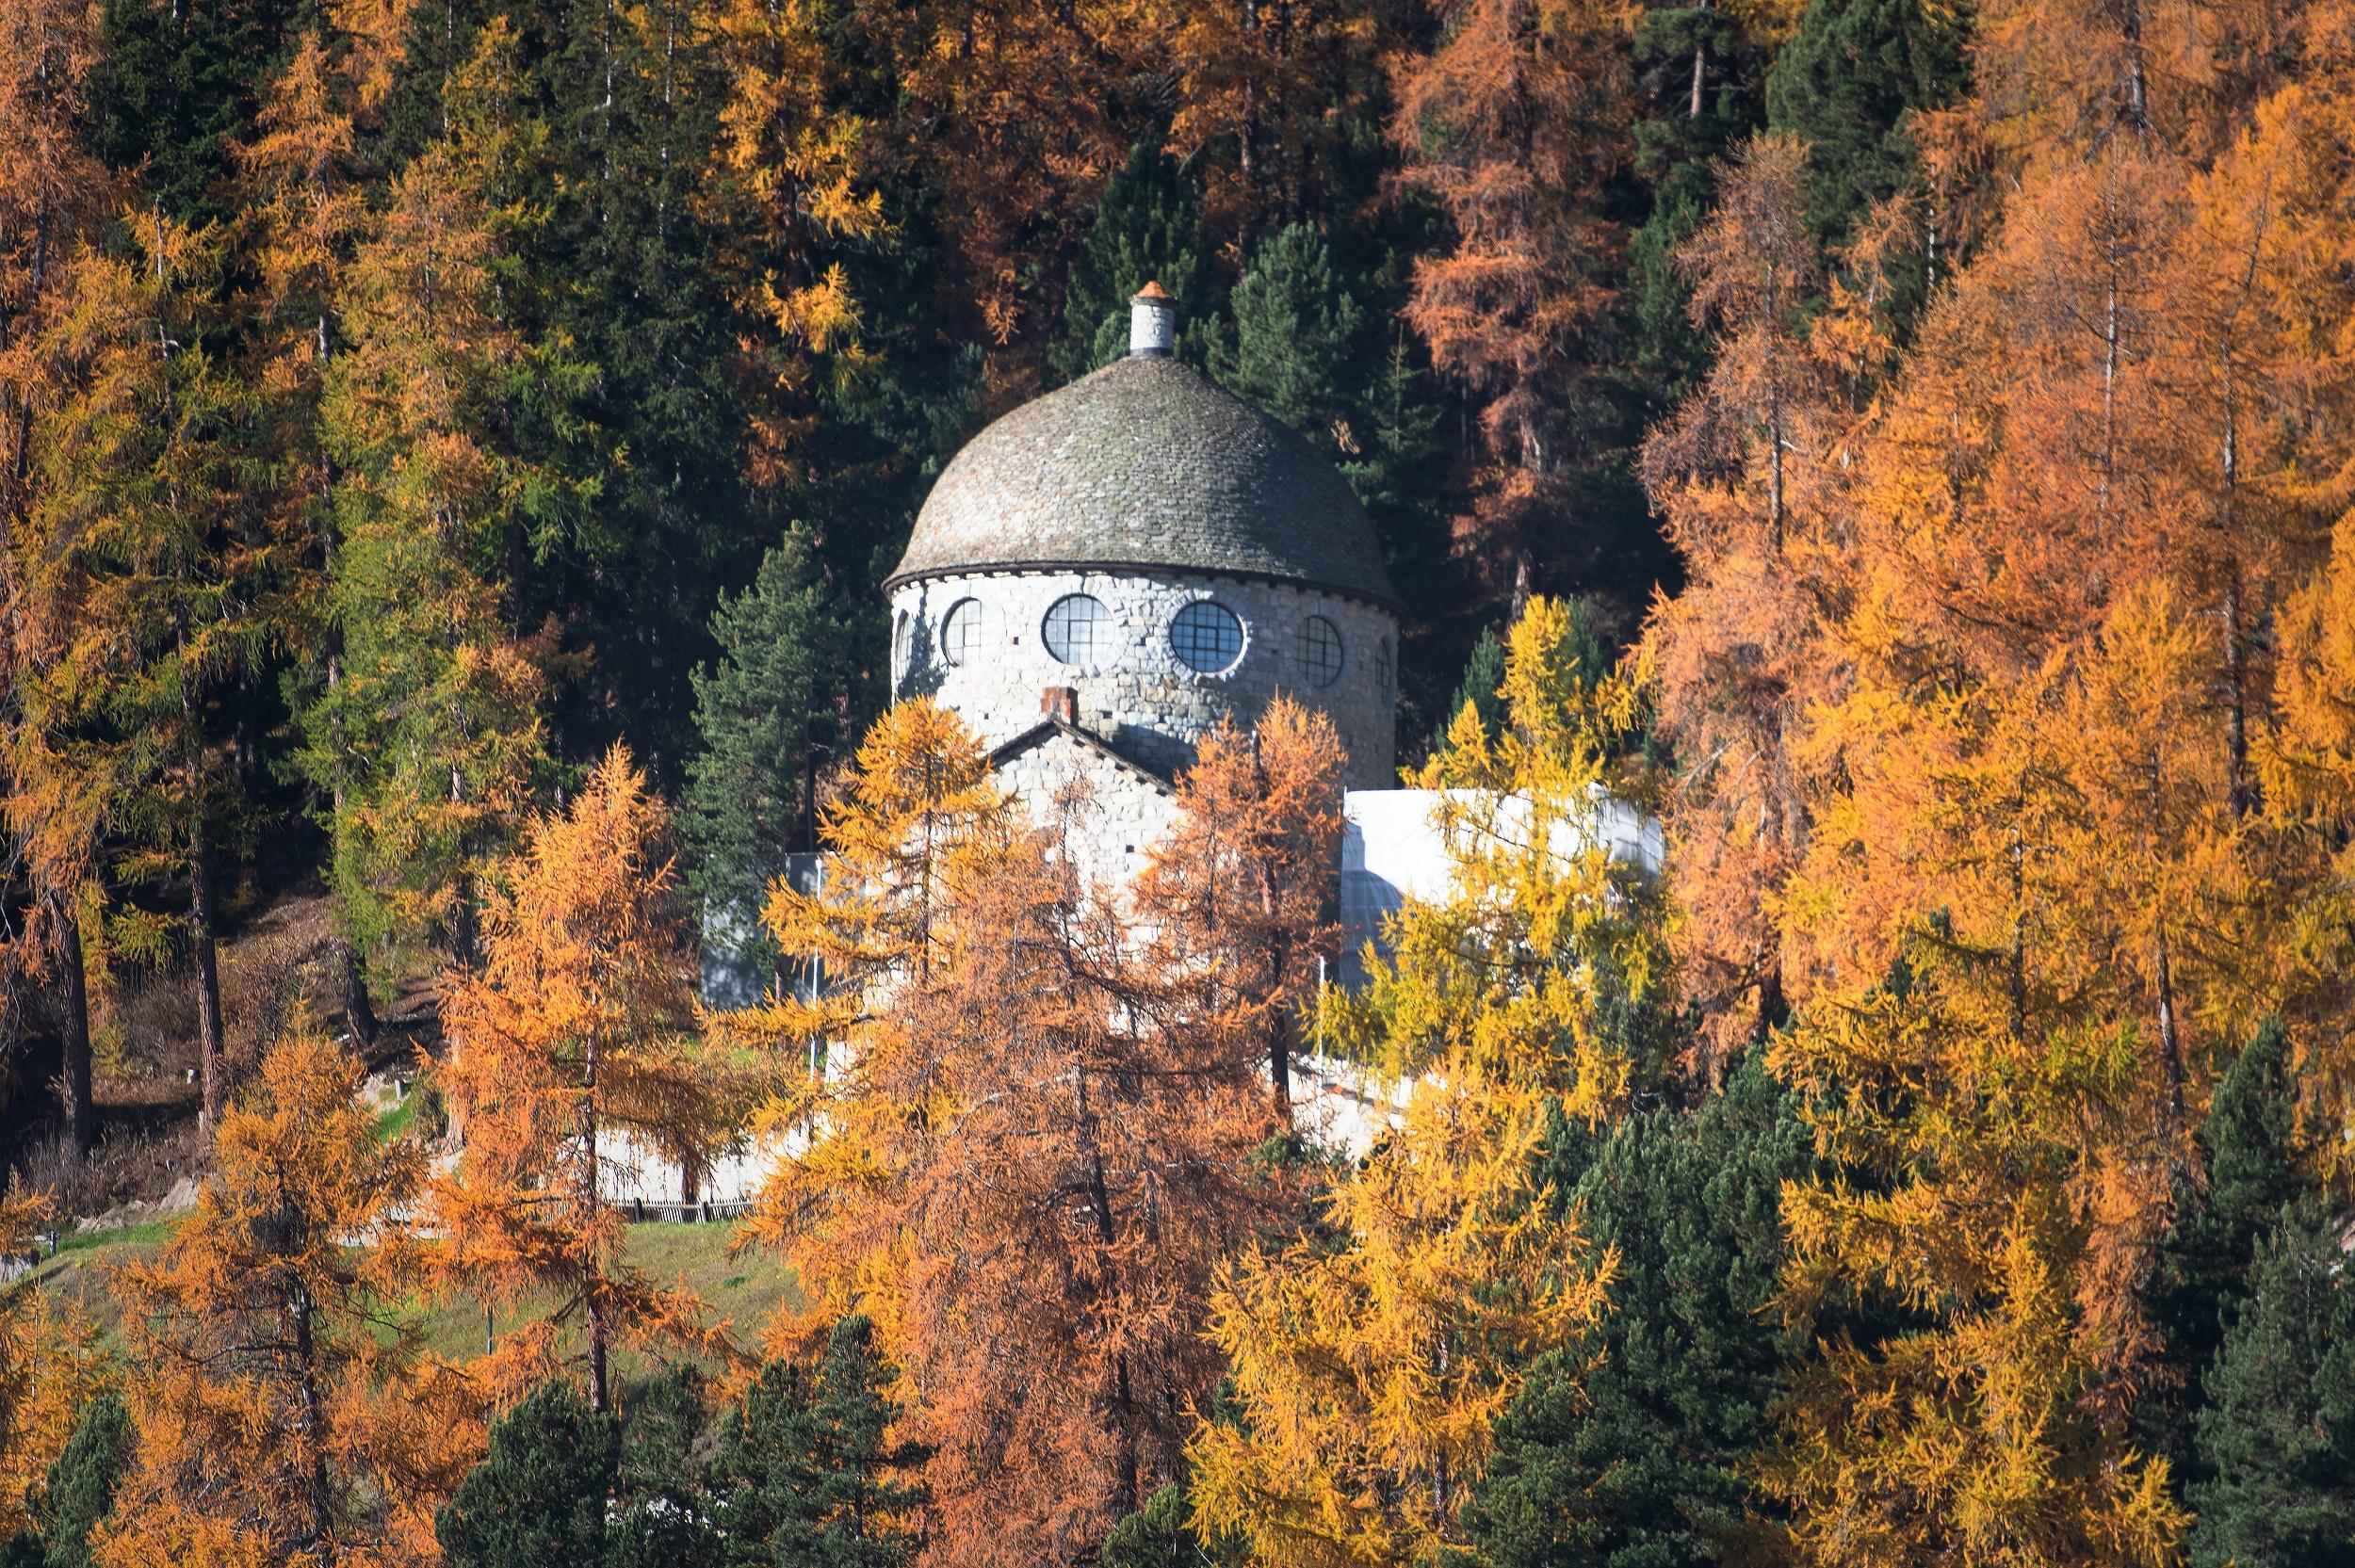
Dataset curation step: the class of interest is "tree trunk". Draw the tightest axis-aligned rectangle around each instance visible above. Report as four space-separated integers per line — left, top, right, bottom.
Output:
290 1280 335 1548
338 936 378 1049
191 829 227 1135
56 897 92 1157
582 1042 609 1414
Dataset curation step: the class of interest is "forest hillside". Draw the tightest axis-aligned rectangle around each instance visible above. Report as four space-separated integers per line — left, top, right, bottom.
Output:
0 0 2352 1560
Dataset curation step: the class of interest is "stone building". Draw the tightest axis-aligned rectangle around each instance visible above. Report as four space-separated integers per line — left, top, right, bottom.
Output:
884 283 1402 883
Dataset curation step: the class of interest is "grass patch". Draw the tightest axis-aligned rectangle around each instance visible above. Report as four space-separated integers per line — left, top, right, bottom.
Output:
373 1093 415 1144
408 1220 798 1371
30 1216 796 1375
46 1218 180 1260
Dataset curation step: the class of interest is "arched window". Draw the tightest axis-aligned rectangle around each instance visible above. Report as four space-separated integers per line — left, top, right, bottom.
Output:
1296 615 1343 687
1043 593 1108 666
891 610 912 687
941 597 987 666
1376 634 1393 693
1170 601 1243 673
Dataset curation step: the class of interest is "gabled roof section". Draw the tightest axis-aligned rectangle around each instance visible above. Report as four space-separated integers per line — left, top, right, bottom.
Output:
988 717 1176 795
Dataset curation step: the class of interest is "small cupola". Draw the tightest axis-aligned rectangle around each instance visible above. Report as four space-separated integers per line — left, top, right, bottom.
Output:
1129 281 1177 358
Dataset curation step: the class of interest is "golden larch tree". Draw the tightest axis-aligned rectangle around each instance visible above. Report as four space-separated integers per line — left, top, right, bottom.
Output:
1389 0 1633 606
431 744 732 1414
740 700 1304 1567
1189 599 1660 1566
96 1033 473 1566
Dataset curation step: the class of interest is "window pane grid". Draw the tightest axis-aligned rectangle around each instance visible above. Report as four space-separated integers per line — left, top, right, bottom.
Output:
942 598 984 666
1044 593 1105 665
1297 615 1343 687
1171 602 1242 673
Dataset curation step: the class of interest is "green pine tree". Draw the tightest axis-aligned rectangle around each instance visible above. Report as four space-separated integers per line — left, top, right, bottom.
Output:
83 0 300 222
1055 142 1223 380
437 1381 623 1568
1442 628 1509 743
1210 223 1365 445
2185 1203 2355 1568
1764 0 1971 332
1624 0 1773 403
1465 1048 1812 1568
707 1316 927 1568
2143 1016 2310 1469
609 1367 722 1568
26 1392 132 1568
1102 1481 1243 1568
682 525 850 966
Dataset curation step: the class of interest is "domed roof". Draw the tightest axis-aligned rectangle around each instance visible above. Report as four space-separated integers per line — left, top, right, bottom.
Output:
885 355 1399 608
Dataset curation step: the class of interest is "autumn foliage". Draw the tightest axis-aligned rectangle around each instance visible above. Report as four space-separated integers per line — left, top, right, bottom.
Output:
739 699 1340 1566
432 747 733 1413
97 1034 473 1566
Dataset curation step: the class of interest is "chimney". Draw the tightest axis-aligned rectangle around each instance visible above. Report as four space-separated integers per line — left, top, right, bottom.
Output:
1129 281 1177 358
1041 686 1080 724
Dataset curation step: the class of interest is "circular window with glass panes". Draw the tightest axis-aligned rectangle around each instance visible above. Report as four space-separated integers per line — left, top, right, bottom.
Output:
1043 593 1108 666
1296 615 1343 687
1170 601 1244 673
940 597 987 666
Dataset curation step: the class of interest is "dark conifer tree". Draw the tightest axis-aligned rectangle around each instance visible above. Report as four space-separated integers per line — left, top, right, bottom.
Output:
1763 0 1970 331
1466 1049 1811 1568
2185 1204 2355 1568
1442 627 1509 741
2143 1017 2311 1471
83 0 300 221
1054 142 1223 380
438 1381 624 1568
707 1316 927 1568
1626 0 1772 403
682 525 850 967
22 1392 132 1568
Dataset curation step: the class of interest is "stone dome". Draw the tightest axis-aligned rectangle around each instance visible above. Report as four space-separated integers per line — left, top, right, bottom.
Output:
885 355 1399 609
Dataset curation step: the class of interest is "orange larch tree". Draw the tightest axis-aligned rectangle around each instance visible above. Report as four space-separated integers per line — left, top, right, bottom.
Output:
1389 0 1635 607
1131 699 1345 1116
1637 131 1855 1067
1744 13 2355 1558
96 1033 474 1566
0 0 116 1155
431 745 734 1414
741 701 1299 1567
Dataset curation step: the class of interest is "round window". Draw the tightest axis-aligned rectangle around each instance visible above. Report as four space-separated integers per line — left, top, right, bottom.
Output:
1043 593 1107 666
1297 615 1343 687
941 597 987 666
1170 601 1243 673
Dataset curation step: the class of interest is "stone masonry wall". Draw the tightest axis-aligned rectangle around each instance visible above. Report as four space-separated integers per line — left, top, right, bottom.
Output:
889 568 1399 791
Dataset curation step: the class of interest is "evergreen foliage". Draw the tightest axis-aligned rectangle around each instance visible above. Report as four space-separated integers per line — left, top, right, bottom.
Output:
1055 143 1224 380
437 1382 623 1568
2143 1017 2312 1469
1211 224 1365 447
1765 0 1968 243
2185 1204 2355 1568
1468 1049 1811 1567
1445 627 1509 742
28 1394 129 1568
682 525 851 958
706 1316 927 1567
1627 0 1772 400
83 0 296 221
608 1368 720 1568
